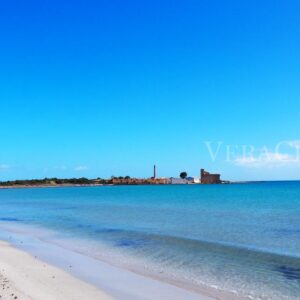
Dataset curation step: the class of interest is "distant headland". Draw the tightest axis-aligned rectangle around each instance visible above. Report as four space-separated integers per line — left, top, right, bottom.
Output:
0 166 229 188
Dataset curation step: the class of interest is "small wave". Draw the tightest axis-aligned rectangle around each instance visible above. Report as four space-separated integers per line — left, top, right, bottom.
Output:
0 217 22 222
115 237 149 248
275 266 300 282
94 226 300 262
86 227 300 299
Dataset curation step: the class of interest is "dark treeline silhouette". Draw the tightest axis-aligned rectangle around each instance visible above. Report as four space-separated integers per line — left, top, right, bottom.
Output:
0 177 112 186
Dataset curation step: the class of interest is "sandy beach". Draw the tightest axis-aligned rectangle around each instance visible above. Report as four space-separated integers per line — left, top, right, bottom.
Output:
0 222 215 300
0 241 113 300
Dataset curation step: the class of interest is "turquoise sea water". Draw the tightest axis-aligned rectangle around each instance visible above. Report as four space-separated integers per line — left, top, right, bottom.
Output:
0 182 300 299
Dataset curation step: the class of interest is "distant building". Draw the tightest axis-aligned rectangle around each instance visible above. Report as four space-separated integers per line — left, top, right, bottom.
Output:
193 177 201 184
170 177 200 184
153 177 170 184
170 177 188 184
186 177 196 184
200 169 221 184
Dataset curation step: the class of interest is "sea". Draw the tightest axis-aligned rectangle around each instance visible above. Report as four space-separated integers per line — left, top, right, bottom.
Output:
0 182 300 299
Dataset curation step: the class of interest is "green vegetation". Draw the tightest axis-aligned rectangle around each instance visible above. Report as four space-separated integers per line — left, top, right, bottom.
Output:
180 172 187 179
0 177 112 187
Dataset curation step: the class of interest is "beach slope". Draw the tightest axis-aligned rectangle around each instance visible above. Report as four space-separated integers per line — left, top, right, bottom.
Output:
0 241 113 300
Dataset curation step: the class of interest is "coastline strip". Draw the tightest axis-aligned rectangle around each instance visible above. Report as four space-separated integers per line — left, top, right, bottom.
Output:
0 222 215 300
0 241 113 300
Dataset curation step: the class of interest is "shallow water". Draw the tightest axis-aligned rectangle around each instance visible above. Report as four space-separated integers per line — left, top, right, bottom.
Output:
0 182 300 299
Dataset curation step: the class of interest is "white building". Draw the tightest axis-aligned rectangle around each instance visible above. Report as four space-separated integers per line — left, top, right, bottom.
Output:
170 177 188 184
193 177 200 183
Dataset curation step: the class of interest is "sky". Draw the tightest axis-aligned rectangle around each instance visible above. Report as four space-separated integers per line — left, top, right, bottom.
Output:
0 0 300 181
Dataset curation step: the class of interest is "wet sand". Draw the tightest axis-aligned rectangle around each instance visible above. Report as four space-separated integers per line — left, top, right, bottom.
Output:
0 241 113 300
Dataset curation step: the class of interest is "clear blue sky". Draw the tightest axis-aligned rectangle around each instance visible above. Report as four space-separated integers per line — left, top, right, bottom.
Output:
0 0 300 181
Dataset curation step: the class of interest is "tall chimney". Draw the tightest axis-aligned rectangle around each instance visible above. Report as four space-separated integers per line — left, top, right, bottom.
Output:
200 169 204 179
154 165 156 179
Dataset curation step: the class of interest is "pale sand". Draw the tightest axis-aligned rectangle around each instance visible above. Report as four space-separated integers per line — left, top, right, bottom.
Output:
0 223 217 300
0 241 113 300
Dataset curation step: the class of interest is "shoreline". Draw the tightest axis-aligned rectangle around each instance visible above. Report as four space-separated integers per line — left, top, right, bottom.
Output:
0 184 107 189
0 240 113 300
0 182 298 299
2 181 290 190
0 223 218 300
0 182 244 190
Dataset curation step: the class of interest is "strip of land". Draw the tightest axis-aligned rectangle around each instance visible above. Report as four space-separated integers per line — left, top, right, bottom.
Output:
0 183 106 189
0 168 229 188
0 241 113 300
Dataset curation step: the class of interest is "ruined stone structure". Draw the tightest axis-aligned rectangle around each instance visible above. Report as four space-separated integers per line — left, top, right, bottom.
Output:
200 169 221 184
